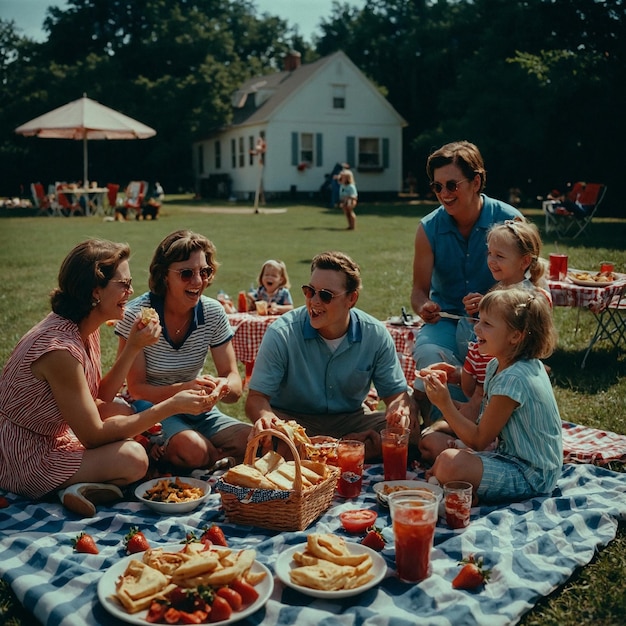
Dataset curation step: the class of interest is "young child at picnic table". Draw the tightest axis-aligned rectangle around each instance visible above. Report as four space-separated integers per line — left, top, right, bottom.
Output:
0 240 215 517
418 287 563 504
247 259 294 315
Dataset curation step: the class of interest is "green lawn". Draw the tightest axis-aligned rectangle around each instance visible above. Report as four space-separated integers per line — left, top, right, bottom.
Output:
0 197 625 625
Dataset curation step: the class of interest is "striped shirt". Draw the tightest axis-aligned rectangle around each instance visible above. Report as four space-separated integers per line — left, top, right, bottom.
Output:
0 313 98 498
115 292 233 386
482 358 562 493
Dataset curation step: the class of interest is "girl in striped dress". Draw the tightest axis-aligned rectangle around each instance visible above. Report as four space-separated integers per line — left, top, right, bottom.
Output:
0 240 215 516
419 288 562 504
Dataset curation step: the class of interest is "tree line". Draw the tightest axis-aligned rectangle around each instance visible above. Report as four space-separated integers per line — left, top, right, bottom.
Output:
1 0 624 211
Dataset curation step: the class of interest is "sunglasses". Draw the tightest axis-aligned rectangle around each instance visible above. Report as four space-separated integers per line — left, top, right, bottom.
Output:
429 179 471 194
110 278 133 291
168 266 212 281
301 284 348 304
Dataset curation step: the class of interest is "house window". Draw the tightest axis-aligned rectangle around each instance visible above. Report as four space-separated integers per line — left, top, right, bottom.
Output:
238 137 245 167
214 140 221 170
197 145 204 175
332 85 346 109
358 137 380 169
231 139 236 168
300 133 314 164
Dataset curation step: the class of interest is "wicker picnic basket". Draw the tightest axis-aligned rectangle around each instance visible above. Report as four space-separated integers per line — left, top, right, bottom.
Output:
215 429 340 531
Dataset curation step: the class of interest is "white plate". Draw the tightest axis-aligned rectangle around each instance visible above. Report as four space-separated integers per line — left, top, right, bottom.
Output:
97 543 273 625
568 272 624 287
134 476 211 514
275 542 386 598
373 480 443 505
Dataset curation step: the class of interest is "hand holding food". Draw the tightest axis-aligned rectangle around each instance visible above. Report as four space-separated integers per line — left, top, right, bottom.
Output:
139 306 159 326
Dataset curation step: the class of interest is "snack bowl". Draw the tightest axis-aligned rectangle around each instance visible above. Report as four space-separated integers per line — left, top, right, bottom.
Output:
134 476 211 514
373 480 443 508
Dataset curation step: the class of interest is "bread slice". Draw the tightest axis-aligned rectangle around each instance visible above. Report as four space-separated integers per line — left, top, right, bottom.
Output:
265 469 294 490
224 465 276 489
254 450 284 475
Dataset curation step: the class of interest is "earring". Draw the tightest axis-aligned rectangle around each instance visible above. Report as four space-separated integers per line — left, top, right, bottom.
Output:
92 298 101 308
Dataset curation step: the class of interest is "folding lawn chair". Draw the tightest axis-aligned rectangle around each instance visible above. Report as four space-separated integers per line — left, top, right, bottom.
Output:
31 182 52 216
543 182 607 239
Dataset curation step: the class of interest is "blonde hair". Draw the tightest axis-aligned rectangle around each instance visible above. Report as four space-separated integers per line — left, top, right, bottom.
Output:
487 217 548 286
258 259 290 289
479 287 557 360
339 169 355 185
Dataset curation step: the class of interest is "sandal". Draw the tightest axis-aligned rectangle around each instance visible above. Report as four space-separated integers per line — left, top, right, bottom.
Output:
58 483 123 517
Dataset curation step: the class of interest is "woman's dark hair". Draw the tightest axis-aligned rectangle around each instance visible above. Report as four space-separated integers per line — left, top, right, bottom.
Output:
50 239 130 323
426 140 487 192
149 230 218 297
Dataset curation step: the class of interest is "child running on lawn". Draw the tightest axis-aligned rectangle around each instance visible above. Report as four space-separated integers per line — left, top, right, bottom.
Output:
419 288 562 504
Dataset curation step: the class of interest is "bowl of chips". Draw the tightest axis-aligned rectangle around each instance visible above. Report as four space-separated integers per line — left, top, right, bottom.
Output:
135 476 211 514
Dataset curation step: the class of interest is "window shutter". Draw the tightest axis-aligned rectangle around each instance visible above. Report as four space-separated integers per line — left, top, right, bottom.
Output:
383 138 390 168
291 132 298 166
316 133 323 167
346 136 355 167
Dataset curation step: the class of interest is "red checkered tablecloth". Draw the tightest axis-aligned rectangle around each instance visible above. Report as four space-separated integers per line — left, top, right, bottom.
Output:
227 313 421 385
548 275 626 313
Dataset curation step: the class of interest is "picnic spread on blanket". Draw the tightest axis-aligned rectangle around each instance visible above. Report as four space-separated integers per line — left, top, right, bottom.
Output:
1 421 625 626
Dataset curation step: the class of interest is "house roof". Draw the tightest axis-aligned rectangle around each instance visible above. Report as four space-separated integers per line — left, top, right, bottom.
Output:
227 50 406 129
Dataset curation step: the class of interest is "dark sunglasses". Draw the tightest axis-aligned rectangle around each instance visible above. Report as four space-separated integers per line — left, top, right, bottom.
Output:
110 278 133 291
301 284 348 304
429 179 471 194
169 266 212 281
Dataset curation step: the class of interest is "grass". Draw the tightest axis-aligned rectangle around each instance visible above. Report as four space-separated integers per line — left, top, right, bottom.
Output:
0 196 625 624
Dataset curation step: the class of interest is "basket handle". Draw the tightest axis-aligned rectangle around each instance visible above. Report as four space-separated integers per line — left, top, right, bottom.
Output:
244 428 304 491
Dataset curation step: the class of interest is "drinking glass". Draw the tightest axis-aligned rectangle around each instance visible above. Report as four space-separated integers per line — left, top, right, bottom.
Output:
443 481 473 529
389 490 439 583
381 427 410 481
336 440 365 498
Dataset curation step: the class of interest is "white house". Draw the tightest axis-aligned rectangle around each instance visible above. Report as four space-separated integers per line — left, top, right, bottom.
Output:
193 50 407 201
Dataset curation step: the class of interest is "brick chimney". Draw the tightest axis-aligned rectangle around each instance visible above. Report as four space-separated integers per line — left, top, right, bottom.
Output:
284 50 302 72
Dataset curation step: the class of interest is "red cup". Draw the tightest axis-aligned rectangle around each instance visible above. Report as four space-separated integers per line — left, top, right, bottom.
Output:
600 262 614 274
549 253 568 281
336 440 365 498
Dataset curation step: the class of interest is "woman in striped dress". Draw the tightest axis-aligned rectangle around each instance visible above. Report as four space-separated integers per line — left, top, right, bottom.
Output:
0 239 216 516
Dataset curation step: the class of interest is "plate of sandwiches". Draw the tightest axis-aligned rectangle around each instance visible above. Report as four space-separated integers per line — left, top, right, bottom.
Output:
274 533 386 599
97 542 273 625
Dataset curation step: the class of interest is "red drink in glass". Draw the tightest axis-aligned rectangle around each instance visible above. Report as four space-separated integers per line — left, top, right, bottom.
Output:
390 492 438 583
444 481 472 529
336 440 364 498
381 427 409 481
548 253 568 281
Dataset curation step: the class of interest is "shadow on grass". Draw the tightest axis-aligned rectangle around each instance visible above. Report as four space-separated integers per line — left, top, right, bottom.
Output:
547 347 626 393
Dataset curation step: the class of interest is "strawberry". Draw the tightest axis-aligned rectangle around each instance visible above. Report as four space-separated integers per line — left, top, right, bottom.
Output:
124 526 151 554
0 496 10 508
361 526 386 551
452 554 491 590
200 524 228 547
72 532 99 554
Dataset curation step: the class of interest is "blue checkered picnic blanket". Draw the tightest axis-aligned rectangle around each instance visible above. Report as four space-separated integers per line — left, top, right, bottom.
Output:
1 462 625 626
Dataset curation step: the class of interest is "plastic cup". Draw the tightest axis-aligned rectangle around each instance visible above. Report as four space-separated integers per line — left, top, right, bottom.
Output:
255 300 268 315
600 262 614 274
381 427 410 481
389 490 439 583
549 253 568 281
336 440 365 498
443 481 473 529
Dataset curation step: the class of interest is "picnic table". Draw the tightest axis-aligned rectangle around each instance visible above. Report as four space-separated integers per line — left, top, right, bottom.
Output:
548 271 626 367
